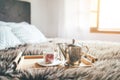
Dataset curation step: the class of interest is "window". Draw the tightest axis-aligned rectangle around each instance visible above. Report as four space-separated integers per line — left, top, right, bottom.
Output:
90 0 120 34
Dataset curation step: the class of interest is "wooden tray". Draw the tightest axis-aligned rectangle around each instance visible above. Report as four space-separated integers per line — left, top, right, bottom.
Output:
16 55 44 70
9 51 95 71
17 56 95 70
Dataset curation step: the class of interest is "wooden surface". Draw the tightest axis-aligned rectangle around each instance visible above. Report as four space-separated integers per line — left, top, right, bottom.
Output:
17 55 44 70
17 55 93 70
24 55 43 59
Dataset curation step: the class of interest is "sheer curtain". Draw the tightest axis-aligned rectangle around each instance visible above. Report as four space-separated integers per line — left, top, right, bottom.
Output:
58 0 90 39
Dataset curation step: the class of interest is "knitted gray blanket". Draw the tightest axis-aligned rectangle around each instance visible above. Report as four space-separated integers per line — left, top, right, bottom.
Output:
0 40 120 80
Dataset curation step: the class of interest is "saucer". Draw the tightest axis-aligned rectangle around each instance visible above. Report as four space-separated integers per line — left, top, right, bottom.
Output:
37 59 62 66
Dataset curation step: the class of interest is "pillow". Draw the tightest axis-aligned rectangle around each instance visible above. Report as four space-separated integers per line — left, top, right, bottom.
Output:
0 27 22 50
12 25 47 44
7 22 29 28
0 21 7 26
0 21 29 28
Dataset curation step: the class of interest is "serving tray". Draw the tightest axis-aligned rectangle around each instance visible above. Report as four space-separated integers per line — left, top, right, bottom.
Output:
16 55 44 70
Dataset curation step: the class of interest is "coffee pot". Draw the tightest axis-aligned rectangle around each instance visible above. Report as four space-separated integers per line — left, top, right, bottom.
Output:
58 39 89 67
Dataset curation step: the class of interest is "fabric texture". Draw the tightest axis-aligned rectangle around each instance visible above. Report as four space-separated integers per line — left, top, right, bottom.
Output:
11 25 47 44
0 27 21 50
0 21 47 50
0 21 29 28
0 39 120 80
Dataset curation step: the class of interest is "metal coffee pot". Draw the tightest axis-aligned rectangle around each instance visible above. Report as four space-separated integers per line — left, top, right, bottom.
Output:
58 39 88 67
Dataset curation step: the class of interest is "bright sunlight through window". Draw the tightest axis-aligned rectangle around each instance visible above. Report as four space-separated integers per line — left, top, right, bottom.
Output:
90 0 120 33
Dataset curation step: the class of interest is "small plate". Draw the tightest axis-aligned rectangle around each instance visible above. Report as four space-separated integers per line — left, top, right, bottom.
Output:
37 59 62 66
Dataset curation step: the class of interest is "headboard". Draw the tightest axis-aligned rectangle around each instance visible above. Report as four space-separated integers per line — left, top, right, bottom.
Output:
0 0 31 23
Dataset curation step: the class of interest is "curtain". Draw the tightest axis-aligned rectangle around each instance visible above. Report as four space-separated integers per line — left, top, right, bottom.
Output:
58 0 90 39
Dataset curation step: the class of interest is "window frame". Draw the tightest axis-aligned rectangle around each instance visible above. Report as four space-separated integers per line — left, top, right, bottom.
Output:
90 0 120 34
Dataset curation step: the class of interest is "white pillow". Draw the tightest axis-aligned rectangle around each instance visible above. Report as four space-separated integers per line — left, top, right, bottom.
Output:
8 22 29 28
0 21 7 26
0 21 29 28
0 27 22 50
12 25 47 44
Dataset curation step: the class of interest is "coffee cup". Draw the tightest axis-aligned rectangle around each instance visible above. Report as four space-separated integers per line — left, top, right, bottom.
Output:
44 52 54 64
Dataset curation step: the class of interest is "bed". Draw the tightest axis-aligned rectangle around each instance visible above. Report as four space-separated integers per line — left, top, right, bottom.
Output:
0 0 120 80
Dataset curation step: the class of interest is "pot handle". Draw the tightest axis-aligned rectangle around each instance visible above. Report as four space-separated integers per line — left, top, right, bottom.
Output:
78 42 89 53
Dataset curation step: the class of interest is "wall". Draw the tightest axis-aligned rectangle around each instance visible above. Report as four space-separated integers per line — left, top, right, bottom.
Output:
20 0 120 42
20 0 60 37
31 0 48 37
47 0 60 37
20 0 49 37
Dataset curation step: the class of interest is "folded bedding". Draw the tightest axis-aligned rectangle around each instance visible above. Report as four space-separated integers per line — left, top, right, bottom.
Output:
0 39 120 80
